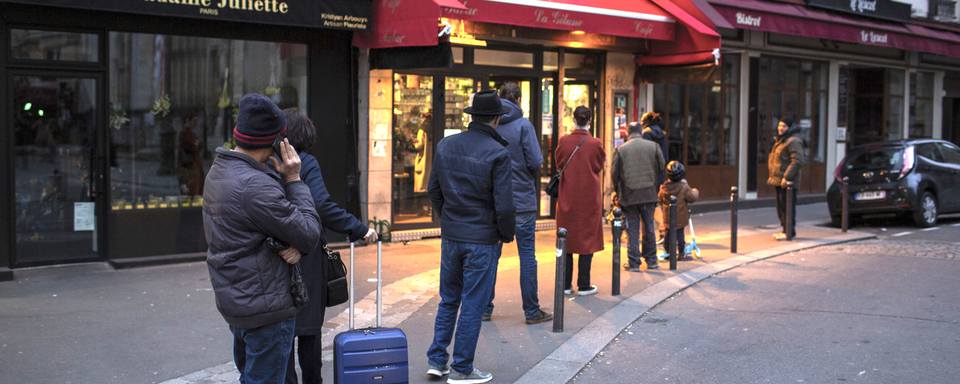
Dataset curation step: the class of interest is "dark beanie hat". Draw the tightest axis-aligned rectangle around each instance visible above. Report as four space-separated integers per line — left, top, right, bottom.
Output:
234 94 286 149
779 116 795 129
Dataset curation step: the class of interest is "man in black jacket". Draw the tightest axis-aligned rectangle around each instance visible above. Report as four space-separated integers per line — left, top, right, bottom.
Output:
425 90 516 384
203 94 321 384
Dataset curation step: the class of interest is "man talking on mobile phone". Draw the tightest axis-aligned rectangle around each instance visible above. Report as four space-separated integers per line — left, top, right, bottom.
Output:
203 93 321 384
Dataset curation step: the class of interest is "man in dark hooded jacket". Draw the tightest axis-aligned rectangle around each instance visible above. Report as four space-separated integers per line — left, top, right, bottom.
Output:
482 83 552 325
767 115 804 240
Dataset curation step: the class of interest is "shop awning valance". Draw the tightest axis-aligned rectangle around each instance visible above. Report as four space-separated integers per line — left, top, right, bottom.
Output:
636 0 721 66
353 0 467 48
439 0 677 41
707 0 960 59
356 0 689 48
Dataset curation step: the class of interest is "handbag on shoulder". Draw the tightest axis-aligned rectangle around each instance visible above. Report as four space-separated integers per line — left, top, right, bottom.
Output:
547 136 589 197
324 245 349 307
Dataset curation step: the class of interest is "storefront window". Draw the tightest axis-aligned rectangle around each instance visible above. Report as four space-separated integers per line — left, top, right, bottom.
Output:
757 55 828 194
392 74 434 225
910 72 934 138
475 49 534 68
10 29 99 62
544 52 588 72
107 32 306 256
541 78 555 217
108 33 306 207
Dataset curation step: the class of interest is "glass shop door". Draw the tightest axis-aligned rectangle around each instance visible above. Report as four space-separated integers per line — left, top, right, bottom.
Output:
10 71 106 266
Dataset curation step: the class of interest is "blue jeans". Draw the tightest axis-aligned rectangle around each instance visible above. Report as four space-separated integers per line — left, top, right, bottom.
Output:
485 212 541 318
428 239 502 375
231 317 295 384
623 203 658 267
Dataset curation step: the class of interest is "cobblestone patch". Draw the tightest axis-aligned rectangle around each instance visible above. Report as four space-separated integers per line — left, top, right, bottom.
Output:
803 240 958 260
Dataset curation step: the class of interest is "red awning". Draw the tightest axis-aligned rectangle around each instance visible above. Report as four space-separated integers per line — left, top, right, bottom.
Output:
636 0 721 66
440 0 677 41
353 0 468 49
708 0 960 58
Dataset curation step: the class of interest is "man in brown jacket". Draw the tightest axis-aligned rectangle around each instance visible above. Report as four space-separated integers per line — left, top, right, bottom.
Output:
612 122 665 271
767 116 804 240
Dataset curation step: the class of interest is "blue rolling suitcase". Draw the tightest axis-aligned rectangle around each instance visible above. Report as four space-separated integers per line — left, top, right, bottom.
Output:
334 241 409 384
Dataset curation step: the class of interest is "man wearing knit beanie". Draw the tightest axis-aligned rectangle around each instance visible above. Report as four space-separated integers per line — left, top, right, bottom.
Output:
203 94 321 384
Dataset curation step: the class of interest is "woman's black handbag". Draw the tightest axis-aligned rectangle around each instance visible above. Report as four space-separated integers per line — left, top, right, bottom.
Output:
547 136 589 198
324 245 349 307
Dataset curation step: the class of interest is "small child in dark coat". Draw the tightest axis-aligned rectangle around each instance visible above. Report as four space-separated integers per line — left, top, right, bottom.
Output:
659 161 699 261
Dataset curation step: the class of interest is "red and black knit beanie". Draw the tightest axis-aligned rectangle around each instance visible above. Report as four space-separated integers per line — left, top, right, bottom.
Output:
234 94 286 149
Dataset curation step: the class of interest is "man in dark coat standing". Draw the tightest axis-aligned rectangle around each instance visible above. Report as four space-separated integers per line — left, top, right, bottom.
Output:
612 122 666 271
767 116 804 240
482 83 552 325
203 94 321 384
426 90 516 384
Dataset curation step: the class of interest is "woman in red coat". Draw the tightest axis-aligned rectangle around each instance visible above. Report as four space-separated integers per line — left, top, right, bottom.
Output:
555 106 605 296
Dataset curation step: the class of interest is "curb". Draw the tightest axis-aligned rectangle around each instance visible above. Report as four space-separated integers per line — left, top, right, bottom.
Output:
514 230 876 384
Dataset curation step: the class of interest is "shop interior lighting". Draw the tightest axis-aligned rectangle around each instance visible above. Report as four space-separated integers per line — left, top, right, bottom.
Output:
450 36 487 46
571 30 585 35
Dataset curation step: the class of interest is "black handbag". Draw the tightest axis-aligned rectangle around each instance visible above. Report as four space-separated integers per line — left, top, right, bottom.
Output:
547 136 589 198
324 245 349 307
290 263 309 308
265 237 309 308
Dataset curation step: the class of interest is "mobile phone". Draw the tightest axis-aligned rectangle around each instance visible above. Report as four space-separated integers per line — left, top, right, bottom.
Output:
272 134 286 160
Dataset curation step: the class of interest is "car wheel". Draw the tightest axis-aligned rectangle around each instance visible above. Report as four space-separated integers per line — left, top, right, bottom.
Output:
912 191 938 228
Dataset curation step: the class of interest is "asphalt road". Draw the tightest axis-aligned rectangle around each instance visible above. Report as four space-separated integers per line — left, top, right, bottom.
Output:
576 222 960 383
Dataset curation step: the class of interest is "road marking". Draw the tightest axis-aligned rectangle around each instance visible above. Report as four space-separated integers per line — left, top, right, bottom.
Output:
920 227 939 231
891 232 913 237
952 223 960 227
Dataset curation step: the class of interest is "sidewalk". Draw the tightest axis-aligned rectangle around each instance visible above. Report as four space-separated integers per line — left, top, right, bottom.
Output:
0 203 875 384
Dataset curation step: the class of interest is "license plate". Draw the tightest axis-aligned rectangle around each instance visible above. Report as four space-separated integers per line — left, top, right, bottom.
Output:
855 191 886 200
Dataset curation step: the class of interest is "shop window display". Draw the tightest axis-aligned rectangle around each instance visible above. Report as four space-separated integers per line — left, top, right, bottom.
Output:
107 32 306 256
392 74 435 225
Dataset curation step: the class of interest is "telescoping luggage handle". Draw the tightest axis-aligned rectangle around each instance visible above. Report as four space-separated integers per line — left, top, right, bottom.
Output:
348 241 383 331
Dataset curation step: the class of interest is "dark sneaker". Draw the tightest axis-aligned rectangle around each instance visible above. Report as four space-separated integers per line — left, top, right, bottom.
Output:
448 368 493 383
481 313 491 322
646 263 660 270
622 262 641 272
427 364 451 377
677 254 694 261
526 309 554 324
577 285 598 296
563 287 573 295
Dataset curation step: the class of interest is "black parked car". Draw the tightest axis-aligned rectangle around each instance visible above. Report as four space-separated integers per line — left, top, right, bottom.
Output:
827 139 960 227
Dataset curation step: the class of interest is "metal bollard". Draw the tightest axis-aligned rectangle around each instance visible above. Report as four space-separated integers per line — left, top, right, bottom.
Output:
786 181 795 241
669 195 678 270
553 228 567 333
731 186 739 253
611 209 622 296
842 176 849 233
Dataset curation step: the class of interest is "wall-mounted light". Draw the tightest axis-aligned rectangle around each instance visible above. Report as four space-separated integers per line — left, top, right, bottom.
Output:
24 102 32 111
39 110 44 116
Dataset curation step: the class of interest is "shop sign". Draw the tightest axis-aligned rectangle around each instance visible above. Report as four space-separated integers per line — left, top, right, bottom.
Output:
806 0 910 23
735 12 762 27
1 0 371 30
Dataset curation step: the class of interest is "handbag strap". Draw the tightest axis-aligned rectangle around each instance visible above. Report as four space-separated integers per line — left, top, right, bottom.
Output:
557 135 589 177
